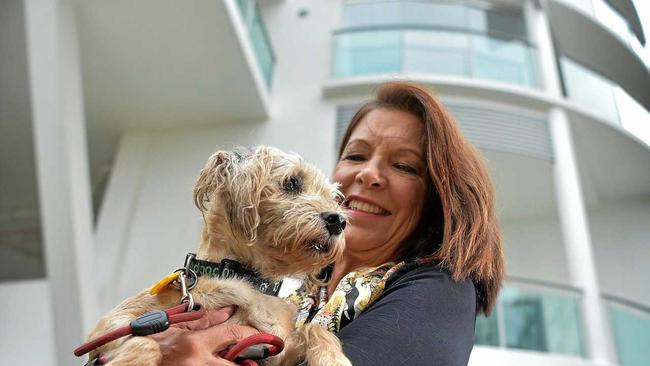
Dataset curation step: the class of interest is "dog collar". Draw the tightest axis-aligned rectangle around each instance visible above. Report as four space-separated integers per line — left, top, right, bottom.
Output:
186 253 283 296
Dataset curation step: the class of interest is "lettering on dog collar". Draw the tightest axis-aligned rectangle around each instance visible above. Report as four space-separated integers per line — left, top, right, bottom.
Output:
188 254 283 296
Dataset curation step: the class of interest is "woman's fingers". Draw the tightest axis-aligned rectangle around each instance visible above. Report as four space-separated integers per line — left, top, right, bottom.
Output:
150 311 260 366
198 323 261 354
171 305 236 331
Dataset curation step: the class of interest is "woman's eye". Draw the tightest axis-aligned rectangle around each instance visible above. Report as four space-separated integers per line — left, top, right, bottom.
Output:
395 163 418 174
343 154 365 161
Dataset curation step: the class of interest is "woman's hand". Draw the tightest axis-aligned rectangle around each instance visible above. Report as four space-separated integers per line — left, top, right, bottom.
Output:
149 305 260 366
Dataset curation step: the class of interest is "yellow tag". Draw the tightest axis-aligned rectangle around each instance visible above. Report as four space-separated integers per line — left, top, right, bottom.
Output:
150 272 180 295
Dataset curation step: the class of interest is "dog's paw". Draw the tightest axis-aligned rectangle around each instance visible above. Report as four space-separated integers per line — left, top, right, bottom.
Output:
313 354 353 366
302 323 352 366
102 337 161 366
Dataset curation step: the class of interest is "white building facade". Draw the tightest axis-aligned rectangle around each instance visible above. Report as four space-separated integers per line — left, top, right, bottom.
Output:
0 0 648 365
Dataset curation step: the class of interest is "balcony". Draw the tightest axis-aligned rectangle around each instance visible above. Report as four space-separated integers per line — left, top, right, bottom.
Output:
334 0 539 89
561 56 650 145
554 0 645 51
236 0 276 89
547 0 650 112
77 0 273 131
475 278 650 365
333 27 539 88
606 296 650 366
475 278 585 357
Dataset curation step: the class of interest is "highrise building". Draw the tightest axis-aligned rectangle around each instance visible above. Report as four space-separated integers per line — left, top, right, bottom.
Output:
1 1 648 365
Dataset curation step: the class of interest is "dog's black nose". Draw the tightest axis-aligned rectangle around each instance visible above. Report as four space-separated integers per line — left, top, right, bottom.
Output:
321 212 346 236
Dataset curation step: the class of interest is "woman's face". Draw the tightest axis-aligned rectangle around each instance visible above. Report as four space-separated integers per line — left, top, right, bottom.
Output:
333 108 427 263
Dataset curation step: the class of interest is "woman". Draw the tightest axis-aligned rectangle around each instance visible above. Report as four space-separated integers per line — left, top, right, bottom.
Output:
152 82 505 365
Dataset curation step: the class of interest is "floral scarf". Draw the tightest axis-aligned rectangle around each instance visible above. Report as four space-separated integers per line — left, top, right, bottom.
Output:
287 256 436 333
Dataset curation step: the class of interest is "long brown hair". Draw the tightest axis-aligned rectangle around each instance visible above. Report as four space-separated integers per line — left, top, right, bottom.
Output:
338 82 504 315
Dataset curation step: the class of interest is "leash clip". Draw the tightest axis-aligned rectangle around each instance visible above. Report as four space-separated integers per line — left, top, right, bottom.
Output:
177 269 196 311
173 253 198 311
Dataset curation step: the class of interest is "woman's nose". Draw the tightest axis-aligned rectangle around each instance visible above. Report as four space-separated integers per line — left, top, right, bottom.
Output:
355 162 386 188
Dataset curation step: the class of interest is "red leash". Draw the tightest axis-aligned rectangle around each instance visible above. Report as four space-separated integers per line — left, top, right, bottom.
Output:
74 302 204 357
74 303 285 366
221 333 284 365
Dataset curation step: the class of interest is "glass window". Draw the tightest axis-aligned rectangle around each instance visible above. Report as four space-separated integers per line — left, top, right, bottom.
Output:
501 287 584 356
561 57 620 124
402 31 470 76
342 1 402 27
473 36 538 87
487 8 527 40
343 0 528 41
250 7 274 87
334 31 401 77
236 0 275 88
475 309 500 346
336 1 538 88
503 288 549 351
401 2 466 29
610 304 650 366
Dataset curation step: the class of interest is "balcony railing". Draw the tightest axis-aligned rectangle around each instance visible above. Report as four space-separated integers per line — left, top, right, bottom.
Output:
475 277 585 357
555 0 644 55
333 26 540 89
236 0 275 89
561 57 621 125
561 56 650 145
604 294 650 366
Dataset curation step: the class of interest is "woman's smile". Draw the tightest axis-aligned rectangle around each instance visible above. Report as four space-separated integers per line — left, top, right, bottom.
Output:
343 195 391 217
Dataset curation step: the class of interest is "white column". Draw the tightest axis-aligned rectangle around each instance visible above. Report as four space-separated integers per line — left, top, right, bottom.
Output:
95 131 151 312
525 0 561 96
531 1 616 363
24 0 99 365
548 108 616 364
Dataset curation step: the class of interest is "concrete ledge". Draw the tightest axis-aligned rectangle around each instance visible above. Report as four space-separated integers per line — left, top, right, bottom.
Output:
322 74 649 151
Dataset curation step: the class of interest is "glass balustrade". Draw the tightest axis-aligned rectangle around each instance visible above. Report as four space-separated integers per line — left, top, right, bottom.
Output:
554 0 643 57
236 0 275 88
333 28 539 88
337 0 537 88
560 57 620 125
607 299 650 366
475 281 585 357
342 0 528 40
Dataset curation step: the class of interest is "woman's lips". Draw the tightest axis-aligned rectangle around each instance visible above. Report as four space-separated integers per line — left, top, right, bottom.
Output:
343 197 391 216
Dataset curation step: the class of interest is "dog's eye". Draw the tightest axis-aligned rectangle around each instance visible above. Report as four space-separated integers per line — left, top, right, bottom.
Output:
283 176 303 194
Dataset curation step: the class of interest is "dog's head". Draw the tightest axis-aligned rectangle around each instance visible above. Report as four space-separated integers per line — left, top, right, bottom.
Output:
193 146 346 279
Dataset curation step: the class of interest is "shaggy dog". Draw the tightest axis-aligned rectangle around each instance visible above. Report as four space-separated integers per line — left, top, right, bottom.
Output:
83 146 351 366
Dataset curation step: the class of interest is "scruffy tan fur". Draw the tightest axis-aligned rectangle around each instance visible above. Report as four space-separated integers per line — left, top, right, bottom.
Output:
85 146 351 366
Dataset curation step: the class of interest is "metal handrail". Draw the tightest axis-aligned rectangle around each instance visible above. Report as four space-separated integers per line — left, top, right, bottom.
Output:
603 293 650 315
506 275 584 295
503 277 649 316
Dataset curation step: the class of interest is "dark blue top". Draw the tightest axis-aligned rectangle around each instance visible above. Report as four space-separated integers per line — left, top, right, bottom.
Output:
337 265 476 365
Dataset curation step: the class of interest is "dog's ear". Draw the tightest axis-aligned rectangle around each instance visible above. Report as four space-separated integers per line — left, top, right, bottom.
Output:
194 147 270 244
225 146 273 244
193 150 234 213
